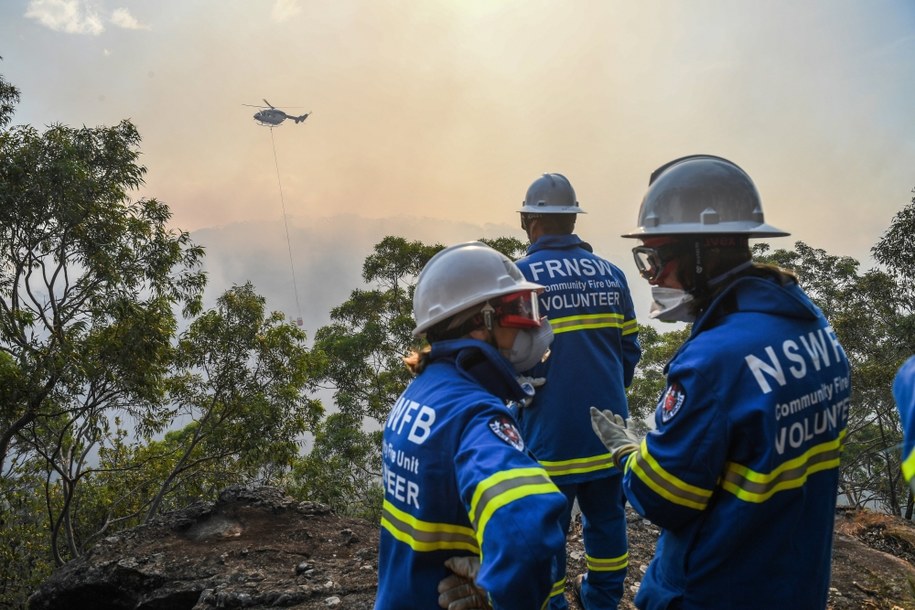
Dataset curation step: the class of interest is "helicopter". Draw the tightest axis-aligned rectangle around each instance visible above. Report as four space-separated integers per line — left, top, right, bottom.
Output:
244 99 310 126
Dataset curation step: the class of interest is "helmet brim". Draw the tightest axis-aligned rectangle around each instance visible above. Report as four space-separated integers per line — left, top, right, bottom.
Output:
621 222 790 239
518 206 587 215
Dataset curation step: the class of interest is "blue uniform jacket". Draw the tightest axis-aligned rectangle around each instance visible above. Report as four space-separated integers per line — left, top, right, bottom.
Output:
515 234 640 483
621 273 851 610
894 356 915 485
375 339 567 610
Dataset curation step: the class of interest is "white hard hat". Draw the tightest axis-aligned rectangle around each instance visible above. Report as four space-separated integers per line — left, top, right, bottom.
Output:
412 242 544 337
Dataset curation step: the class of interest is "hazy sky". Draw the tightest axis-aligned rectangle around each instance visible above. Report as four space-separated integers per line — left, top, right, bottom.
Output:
2 0 915 330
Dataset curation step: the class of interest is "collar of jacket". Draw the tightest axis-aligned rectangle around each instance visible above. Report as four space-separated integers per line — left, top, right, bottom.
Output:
690 273 821 338
526 233 593 255
429 338 530 402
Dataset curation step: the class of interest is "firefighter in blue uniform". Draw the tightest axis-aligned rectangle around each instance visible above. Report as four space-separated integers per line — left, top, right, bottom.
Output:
375 241 568 610
894 356 915 493
513 174 641 609
590 155 852 609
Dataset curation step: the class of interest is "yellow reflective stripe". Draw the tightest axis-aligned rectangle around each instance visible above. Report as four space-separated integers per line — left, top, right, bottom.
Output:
586 551 629 572
469 467 560 543
381 499 479 553
539 452 614 477
550 577 565 599
550 312 628 335
903 445 915 483
722 429 847 503
621 319 639 336
630 439 714 510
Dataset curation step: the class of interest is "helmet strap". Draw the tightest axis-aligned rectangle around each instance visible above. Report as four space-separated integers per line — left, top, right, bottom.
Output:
688 238 710 300
480 303 495 331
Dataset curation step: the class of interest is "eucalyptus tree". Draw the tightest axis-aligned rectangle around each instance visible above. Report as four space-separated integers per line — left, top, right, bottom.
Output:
0 70 205 596
872 190 915 517
145 282 324 519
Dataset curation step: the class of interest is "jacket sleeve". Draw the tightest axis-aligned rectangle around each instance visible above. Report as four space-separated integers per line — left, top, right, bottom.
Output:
621 365 727 531
895 356 915 484
454 409 568 610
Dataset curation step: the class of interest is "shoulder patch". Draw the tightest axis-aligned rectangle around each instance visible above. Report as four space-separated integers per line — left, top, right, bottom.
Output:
660 382 686 423
488 415 525 452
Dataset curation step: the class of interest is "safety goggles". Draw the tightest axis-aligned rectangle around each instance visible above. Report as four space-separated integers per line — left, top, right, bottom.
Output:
493 290 542 328
632 242 683 282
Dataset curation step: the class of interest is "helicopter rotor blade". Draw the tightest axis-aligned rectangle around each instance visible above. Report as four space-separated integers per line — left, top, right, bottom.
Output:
263 99 275 108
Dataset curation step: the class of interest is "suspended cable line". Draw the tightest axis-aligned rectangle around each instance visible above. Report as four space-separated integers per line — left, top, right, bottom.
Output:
269 126 304 326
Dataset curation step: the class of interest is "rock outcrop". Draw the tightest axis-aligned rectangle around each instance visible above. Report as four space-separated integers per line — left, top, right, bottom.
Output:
28 486 379 610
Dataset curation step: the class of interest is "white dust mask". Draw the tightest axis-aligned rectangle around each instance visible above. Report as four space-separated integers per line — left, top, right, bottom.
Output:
648 287 696 323
502 319 554 373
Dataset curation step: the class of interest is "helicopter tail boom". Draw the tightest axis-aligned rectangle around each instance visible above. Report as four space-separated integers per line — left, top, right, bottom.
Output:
293 113 310 124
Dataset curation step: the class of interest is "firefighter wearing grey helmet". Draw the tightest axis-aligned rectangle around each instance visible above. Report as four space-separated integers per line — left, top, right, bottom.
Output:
590 156 850 609
621 155 791 323
519 173 587 215
518 173 586 234
511 172 641 610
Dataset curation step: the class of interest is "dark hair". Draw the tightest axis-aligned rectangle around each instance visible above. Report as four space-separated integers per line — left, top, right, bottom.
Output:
673 235 751 294
424 304 486 343
521 213 576 234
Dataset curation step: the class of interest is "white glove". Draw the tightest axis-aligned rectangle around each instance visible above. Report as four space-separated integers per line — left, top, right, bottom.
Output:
438 556 491 610
513 376 546 409
589 407 640 469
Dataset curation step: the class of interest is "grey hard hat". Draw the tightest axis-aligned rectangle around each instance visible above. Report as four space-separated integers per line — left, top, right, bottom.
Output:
412 242 544 337
519 173 587 215
622 155 789 238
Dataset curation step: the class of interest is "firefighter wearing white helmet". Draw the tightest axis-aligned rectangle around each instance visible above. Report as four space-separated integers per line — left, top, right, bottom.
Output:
375 241 567 610
590 155 852 609
514 173 641 610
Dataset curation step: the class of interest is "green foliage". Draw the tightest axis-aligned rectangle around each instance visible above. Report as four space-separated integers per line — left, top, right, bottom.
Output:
0 73 208 598
287 413 384 521
302 237 443 516
873 189 915 303
0 62 18 129
0 71 330 605
0 114 206 473
0 466 52 607
151 282 324 518
627 324 691 423
479 236 528 259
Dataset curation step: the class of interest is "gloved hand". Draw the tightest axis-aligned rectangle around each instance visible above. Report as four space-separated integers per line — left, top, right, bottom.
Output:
590 407 640 469
512 376 546 409
438 556 491 610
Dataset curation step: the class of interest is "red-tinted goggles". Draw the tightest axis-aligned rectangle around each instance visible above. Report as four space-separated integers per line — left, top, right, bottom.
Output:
493 290 542 328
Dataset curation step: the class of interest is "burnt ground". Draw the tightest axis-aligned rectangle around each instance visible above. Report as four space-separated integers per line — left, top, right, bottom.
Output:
29 487 915 609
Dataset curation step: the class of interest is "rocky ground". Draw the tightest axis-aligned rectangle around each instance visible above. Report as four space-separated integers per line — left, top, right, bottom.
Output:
29 486 915 609
564 506 915 610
